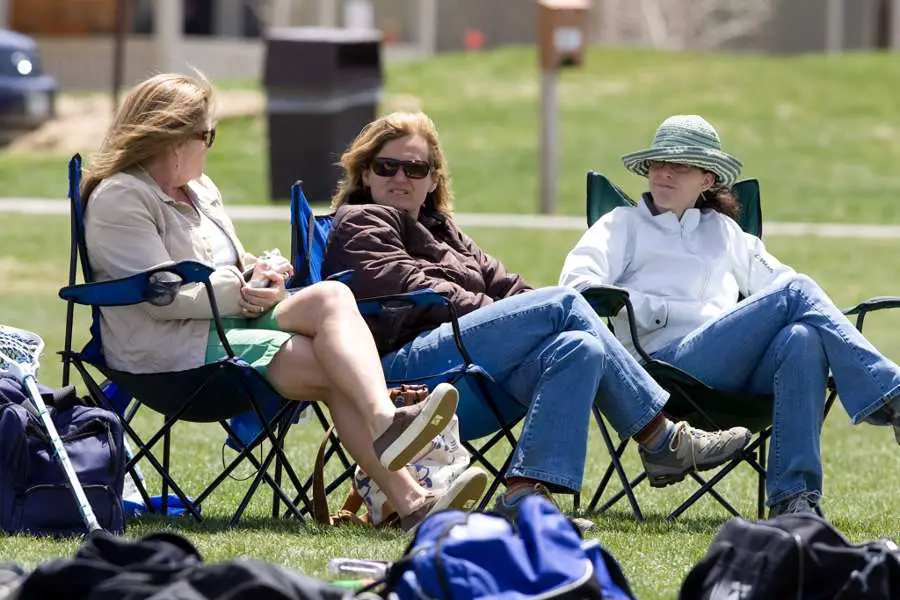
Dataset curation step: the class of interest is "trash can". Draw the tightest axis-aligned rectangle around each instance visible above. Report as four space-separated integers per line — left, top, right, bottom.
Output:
262 27 382 203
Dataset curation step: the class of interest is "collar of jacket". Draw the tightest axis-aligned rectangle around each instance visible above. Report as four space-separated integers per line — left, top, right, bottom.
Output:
347 188 449 231
639 193 701 234
128 165 210 211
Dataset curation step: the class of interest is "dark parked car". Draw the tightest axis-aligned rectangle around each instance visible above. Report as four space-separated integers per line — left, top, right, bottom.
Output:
0 29 57 138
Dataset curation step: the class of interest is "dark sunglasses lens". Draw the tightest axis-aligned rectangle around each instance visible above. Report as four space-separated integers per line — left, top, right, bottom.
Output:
403 162 430 179
372 158 399 177
206 129 216 148
371 158 430 179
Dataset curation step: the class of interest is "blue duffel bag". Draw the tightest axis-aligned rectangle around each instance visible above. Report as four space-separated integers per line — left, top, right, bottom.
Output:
0 378 125 535
381 495 636 600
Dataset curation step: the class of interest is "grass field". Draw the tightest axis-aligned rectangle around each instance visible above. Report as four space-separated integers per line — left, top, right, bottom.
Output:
2 47 900 223
2 205 900 599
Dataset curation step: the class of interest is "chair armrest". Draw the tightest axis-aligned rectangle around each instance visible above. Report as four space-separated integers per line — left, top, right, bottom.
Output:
355 288 448 316
580 285 653 364
325 269 353 284
843 296 900 316
59 260 239 359
355 289 479 366
842 296 900 332
58 260 214 307
580 285 630 318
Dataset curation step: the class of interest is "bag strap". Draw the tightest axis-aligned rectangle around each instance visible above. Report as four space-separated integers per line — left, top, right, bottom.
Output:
312 384 429 527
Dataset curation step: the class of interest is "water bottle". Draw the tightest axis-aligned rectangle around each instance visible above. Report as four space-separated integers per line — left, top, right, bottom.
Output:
326 558 390 578
249 249 291 288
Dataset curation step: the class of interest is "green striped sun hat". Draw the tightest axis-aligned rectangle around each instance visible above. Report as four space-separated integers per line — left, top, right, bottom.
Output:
621 115 742 188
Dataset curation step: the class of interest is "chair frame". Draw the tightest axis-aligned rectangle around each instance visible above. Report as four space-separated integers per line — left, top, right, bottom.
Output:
59 155 322 527
578 171 890 521
287 182 568 511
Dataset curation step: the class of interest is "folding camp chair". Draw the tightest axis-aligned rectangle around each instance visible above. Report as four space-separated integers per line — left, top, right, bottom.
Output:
582 171 900 521
288 182 569 511
58 154 320 528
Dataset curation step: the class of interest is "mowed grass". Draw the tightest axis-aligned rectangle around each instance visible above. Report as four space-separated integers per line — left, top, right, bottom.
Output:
2 47 900 223
2 211 900 599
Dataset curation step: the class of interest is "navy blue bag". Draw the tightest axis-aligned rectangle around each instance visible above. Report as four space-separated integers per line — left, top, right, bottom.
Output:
0 378 126 535
382 496 636 600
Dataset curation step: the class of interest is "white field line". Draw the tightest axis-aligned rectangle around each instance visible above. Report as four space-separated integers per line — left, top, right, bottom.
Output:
1 198 898 239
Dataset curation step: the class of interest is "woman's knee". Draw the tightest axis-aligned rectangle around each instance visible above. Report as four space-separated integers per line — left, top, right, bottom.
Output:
282 280 358 323
526 286 603 329
777 323 825 360
784 273 824 296
267 336 330 400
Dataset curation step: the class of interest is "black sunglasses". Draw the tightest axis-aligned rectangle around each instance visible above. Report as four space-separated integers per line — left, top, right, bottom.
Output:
370 157 431 180
193 128 216 149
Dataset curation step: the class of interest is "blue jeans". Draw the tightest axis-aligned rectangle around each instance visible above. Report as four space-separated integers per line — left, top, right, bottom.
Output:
381 286 668 493
651 274 900 506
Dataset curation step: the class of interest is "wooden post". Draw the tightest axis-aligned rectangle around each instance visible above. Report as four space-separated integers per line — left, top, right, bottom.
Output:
419 0 438 56
112 0 131 114
825 0 843 54
318 0 337 27
539 68 559 214
154 0 184 72
600 0 620 45
891 0 900 50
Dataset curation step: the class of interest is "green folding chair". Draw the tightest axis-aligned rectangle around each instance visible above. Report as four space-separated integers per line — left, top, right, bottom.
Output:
581 171 822 521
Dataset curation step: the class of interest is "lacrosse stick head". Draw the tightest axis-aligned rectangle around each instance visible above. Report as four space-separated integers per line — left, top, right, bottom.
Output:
0 325 44 381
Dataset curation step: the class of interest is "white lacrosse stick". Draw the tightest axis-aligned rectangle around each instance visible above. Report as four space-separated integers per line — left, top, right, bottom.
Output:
0 325 102 533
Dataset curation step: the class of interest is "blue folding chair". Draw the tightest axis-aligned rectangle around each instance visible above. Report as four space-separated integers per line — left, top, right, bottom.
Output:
58 155 319 527
289 182 576 510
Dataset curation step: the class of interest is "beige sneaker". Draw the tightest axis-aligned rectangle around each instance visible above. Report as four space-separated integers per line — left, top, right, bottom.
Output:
373 383 459 471
639 421 752 488
400 467 488 532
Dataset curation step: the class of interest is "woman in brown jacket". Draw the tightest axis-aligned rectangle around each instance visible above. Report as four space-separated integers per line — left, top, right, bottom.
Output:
82 74 485 531
323 111 751 520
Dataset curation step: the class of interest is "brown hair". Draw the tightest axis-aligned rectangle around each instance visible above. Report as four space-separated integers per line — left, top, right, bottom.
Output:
696 185 741 220
81 72 214 201
330 111 454 214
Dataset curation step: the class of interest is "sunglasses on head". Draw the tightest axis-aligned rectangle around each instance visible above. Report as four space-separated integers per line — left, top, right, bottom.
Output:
193 128 216 149
370 157 431 179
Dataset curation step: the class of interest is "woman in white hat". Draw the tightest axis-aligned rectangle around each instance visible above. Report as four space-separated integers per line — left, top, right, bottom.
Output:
560 114 900 518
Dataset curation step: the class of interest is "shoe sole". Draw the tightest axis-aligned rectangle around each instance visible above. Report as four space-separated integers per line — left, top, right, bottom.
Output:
648 431 753 488
406 467 489 533
430 467 489 514
380 383 459 472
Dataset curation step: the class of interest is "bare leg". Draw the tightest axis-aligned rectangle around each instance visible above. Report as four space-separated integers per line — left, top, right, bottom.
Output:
266 333 428 516
274 281 395 437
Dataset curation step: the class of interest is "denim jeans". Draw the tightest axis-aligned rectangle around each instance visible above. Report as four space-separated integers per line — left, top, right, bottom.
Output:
381 286 668 493
651 274 900 506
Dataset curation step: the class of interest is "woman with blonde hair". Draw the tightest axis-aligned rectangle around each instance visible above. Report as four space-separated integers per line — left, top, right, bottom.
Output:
82 73 486 531
323 111 752 520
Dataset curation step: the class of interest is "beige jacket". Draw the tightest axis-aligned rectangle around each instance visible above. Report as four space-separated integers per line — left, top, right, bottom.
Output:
84 167 255 373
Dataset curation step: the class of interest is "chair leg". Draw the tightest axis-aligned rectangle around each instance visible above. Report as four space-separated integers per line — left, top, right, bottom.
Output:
162 423 170 517
757 434 768 519
593 407 644 521
272 418 286 519
587 438 630 512
666 434 768 521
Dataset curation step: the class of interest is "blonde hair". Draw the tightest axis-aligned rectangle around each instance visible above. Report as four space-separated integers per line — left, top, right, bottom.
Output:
81 72 215 201
331 111 454 214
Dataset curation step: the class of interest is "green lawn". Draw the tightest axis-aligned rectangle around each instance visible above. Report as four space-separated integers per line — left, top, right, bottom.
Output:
2 212 900 599
3 47 900 223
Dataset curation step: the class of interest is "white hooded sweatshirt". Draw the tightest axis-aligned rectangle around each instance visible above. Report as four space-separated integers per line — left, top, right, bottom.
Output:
559 197 795 360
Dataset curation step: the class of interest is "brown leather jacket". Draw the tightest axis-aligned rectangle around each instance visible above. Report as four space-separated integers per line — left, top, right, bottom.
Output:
323 202 532 354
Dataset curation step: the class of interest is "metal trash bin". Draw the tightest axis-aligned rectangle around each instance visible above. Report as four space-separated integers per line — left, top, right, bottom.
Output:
262 27 382 202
